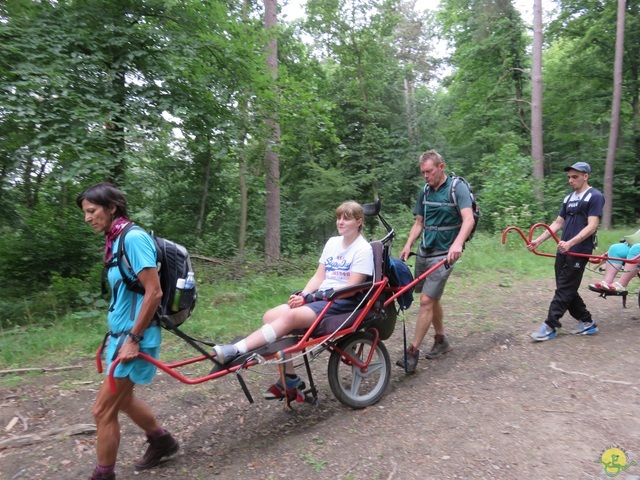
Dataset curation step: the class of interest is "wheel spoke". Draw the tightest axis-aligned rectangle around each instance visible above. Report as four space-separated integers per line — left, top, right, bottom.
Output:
363 360 384 375
349 368 363 395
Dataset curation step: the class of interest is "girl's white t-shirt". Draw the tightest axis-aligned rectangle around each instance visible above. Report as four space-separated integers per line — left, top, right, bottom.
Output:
317 235 373 291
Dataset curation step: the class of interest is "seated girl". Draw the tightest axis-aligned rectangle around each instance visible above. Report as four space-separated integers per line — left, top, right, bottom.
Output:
213 201 374 399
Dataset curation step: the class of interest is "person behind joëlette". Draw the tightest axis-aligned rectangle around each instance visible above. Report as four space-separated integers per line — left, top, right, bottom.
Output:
77 182 179 480
397 149 476 373
528 162 606 342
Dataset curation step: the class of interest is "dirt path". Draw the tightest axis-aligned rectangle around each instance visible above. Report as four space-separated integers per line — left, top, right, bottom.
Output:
1 275 639 480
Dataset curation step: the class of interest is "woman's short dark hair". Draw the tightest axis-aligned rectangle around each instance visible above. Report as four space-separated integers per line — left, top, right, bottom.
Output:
76 182 129 220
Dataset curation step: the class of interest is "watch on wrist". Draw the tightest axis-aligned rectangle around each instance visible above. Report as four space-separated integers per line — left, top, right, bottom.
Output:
129 333 143 343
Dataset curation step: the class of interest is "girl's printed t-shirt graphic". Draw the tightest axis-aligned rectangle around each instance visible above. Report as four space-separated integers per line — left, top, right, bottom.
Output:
325 255 351 280
317 235 374 292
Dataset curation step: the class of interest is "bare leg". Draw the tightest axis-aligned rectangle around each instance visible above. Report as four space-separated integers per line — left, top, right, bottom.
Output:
618 266 639 288
120 389 162 433
93 378 135 465
242 306 317 351
411 294 443 349
602 262 622 284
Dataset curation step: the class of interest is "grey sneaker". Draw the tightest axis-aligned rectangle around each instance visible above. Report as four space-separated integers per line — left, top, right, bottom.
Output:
424 334 453 359
395 346 420 373
530 322 557 342
213 344 239 364
570 321 598 335
134 431 179 471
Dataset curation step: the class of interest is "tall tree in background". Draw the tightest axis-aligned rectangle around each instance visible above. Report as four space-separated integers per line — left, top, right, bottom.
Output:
264 0 281 260
395 1 436 147
531 0 544 198
438 0 529 173
602 0 626 229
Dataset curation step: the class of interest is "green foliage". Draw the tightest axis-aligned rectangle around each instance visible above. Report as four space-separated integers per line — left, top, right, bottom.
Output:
478 144 545 233
0 201 97 296
436 0 530 170
1 0 639 316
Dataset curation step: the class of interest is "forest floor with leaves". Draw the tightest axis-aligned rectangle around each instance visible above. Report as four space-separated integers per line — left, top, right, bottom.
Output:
1 273 640 480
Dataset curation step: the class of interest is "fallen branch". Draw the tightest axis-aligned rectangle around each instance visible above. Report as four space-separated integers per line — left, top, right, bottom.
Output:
549 362 635 386
0 365 83 375
0 423 96 450
190 254 225 264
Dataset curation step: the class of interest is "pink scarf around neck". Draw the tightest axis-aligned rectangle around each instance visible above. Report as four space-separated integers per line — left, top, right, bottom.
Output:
104 217 132 262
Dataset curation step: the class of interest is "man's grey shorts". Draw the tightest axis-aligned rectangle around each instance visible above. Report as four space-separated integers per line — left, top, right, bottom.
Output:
413 249 454 301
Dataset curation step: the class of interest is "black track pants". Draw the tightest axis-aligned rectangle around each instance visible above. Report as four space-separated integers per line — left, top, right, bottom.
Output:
545 254 592 329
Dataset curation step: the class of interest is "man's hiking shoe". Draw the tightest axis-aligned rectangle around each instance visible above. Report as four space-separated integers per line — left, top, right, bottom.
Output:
212 344 239 365
134 431 179 471
263 376 306 401
89 469 115 480
570 321 598 335
395 346 419 373
530 323 557 342
424 334 453 359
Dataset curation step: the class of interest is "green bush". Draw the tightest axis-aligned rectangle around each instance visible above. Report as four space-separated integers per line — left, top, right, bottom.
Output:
479 144 546 234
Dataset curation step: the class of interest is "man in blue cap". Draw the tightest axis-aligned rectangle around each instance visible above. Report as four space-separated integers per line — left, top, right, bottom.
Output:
528 162 605 341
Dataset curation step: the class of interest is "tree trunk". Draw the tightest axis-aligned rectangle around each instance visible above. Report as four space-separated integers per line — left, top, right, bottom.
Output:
602 0 626 229
404 76 417 144
531 0 544 199
238 144 248 258
264 0 281 261
195 138 212 239
105 69 127 185
627 1 640 221
238 0 251 258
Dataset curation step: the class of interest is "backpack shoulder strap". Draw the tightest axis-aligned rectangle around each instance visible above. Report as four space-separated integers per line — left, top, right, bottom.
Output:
422 184 429 219
115 223 145 294
449 175 460 208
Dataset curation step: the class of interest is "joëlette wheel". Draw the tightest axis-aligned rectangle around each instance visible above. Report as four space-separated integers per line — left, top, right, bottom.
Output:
327 331 391 409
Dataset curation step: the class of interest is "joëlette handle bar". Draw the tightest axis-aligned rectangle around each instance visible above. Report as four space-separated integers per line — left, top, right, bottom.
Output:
502 223 640 264
368 199 449 308
383 257 447 309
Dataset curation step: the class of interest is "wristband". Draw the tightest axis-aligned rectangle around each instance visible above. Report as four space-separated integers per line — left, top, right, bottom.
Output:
129 333 143 343
303 293 315 304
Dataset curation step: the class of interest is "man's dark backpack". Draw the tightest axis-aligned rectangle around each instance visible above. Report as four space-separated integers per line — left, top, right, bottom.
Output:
423 174 481 241
106 224 197 329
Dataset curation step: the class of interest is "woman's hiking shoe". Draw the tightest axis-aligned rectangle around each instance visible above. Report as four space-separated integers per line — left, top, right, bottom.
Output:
570 321 598 335
212 344 239 365
263 376 306 401
395 346 419 373
134 431 179 471
89 469 115 480
530 322 557 342
424 334 453 359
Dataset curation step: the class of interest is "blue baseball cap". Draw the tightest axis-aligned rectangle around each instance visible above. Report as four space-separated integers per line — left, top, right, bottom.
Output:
563 162 591 173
